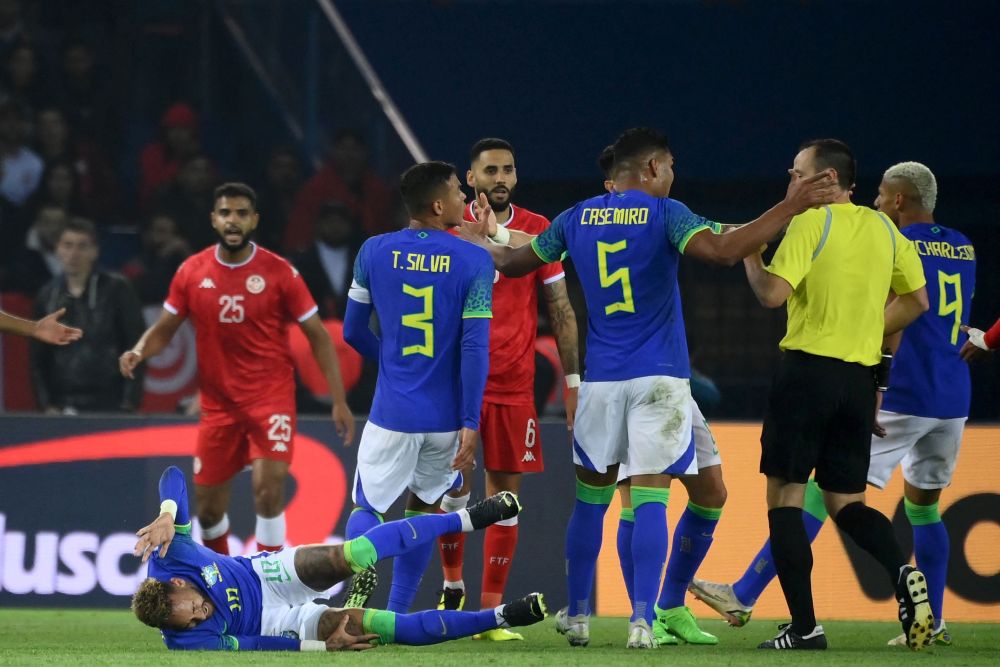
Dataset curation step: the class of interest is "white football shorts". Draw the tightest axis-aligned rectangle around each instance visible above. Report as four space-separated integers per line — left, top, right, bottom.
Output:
353 421 460 514
867 411 967 490
617 398 719 481
252 547 329 640
574 375 693 477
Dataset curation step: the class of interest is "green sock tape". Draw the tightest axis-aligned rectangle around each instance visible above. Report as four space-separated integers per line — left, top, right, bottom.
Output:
575 479 615 505
343 536 377 573
404 509 432 519
803 479 829 521
350 507 384 523
686 501 722 521
904 498 941 526
362 608 396 644
631 485 670 509
619 507 635 522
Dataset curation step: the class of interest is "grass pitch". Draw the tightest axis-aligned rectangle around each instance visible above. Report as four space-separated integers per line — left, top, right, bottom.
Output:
0 609 996 665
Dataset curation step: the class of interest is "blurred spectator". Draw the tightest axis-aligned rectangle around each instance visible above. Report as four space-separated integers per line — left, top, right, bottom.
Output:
3 203 64 294
50 36 117 148
30 217 145 413
152 153 217 248
28 158 81 215
284 129 392 251
122 212 192 304
34 105 118 219
253 145 302 250
2 41 43 119
139 101 203 209
0 0 25 63
289 200 363 319
0 98 42 206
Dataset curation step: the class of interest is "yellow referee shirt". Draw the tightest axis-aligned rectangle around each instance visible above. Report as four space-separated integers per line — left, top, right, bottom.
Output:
766 203 926 366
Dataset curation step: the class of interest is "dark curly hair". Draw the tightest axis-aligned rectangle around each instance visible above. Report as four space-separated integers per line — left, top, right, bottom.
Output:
131 577 175 629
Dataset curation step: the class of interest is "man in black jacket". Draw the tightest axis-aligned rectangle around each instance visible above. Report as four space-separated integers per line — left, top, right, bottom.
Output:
31 217 147 412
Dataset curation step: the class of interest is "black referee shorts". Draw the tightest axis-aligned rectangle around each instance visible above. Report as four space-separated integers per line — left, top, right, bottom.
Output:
760 350 877 494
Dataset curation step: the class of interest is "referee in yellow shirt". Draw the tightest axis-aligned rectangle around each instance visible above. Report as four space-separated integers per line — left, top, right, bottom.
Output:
743 139 933 651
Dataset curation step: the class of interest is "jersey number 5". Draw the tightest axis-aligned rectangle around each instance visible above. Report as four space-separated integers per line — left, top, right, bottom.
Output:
937 270 963 345
597 240 635 315
401 283 434 357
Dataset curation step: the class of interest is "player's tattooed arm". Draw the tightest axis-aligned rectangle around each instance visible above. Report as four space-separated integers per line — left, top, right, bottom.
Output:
293 544 355 591
544 279 580 430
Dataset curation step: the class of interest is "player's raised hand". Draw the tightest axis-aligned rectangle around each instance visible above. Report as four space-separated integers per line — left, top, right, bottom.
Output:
477 192 498 237
457 194 491 245
785 169 838 213
119 349 143 379
324 613 378 651
452 427 478 470
33 308 83 345
134 512 176 563
332 401 355 445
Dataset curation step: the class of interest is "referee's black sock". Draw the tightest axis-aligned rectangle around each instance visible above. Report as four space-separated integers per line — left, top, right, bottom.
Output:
768 506 816 636
833 501 906 583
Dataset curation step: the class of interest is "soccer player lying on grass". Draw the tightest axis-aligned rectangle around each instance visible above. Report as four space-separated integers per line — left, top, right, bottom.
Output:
131 466 546 651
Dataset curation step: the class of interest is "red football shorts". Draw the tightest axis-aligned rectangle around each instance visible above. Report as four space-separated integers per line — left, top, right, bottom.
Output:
193 406 297 485
480 402 543 473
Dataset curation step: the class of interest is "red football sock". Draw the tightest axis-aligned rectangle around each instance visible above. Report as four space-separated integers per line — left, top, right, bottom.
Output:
202 532 230 555
439 530 466 583
480 523 518 608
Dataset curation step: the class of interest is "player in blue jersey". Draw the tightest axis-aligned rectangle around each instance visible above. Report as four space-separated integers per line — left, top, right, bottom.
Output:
690 161 972 648
341 161 495 612
555 145 726 646
459 127 837 648
131 466 545 651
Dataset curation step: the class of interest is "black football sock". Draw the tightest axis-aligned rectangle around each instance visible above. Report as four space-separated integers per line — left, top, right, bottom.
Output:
768 507 817 636
833 502 907 584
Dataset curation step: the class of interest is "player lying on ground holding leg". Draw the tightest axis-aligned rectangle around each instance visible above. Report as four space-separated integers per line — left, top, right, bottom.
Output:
131 466 545 651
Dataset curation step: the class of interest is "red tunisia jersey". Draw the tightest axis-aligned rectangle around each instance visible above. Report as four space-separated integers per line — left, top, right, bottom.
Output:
463 203 565 404
164 244 318 420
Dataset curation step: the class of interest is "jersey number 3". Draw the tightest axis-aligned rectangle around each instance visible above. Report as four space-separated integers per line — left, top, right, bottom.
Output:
937 270 963 345
401 283 434 358
597 240 635 315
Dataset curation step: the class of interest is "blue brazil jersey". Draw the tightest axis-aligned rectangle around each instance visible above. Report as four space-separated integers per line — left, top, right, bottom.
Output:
882 223 975 419
149 533 266 650
531 190 713 381
354 228 494 432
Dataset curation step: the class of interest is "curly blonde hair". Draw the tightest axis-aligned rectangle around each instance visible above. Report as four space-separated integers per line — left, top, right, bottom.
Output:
883 161 937 212
131 577 174 628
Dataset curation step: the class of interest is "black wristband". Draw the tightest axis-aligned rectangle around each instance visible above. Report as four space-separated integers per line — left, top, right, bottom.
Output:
875 353 893 392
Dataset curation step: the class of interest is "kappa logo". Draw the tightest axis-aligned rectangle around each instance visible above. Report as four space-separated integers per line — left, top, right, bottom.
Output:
199 278 216 289
270 442 288 453
521 451 536 463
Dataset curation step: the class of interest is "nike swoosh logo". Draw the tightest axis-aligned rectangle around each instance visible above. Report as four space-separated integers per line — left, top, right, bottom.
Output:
439 616 448 635
408 521 418 540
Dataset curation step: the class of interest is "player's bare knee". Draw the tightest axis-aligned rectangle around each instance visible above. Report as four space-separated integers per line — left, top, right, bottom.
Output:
252 484 285 516
198 509 225 528
823 490 865 521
